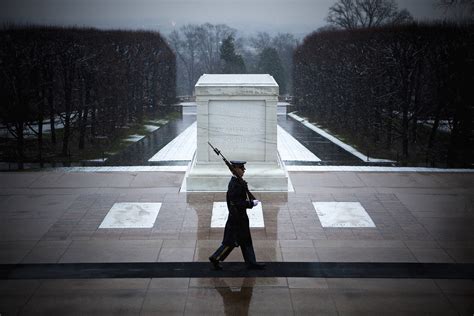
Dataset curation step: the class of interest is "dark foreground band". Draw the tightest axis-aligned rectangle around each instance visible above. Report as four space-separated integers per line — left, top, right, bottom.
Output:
1 262 473 279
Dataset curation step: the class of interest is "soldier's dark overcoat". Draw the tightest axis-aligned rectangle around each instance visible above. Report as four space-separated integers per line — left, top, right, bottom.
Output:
222 176 254 247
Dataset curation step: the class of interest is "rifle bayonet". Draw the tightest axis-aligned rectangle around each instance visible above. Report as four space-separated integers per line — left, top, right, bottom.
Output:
208 142 256 200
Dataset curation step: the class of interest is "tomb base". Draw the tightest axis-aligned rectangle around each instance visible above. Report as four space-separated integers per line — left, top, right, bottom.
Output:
185 156 288 192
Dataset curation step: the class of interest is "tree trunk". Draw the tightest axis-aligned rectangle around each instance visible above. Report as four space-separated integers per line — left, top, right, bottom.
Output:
17 122 24 170
427 101 443 165
38 88 46 168
38 114 44 168
90 102 96 143
78 80 89 150
386 104 393 150
411 113 418 144
62 77 72 157
402 106 409 165
447 101 472 168
48 86 56 145
78 108 86 150
447 117 459 167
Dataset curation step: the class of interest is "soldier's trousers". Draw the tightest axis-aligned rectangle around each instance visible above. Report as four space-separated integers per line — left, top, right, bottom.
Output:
210 243 257 265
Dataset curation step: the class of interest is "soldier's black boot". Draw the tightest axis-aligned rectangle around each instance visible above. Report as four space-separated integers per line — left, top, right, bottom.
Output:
209 244 232 270
208 256 222 270
241 245 265 269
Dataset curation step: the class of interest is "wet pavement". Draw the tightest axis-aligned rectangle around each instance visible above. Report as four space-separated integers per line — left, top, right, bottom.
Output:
105 114 196 166
0 170 473 314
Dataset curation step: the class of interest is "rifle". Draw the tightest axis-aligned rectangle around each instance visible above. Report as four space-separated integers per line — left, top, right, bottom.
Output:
208 142 256 201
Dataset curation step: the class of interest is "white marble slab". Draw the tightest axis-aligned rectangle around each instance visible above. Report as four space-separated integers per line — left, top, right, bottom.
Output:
196 74 277 86
313 202 376 228
99 202 162 228
278 126 320 161
148 122 196 162
206 99 268 161
180 173 294 193
285 166 474 172
55 166 189 172
211 202 264 228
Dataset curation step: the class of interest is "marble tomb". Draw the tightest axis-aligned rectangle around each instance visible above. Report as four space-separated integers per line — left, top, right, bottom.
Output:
185 74 288 191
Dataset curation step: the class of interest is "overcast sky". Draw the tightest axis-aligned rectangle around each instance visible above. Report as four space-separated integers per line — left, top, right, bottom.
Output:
0 0 443 37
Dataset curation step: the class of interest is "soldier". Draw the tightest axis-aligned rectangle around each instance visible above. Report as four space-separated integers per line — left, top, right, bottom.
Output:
209 161 266 270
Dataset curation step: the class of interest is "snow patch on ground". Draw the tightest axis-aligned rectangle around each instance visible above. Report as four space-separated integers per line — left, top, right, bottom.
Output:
124 134 145 142
144 125 160 132
82 158 108 162
147 119 168 125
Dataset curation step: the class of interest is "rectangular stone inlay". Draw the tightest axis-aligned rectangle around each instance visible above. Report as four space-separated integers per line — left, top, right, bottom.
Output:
99 203 162 228
313 202 376 228
211 202 264 228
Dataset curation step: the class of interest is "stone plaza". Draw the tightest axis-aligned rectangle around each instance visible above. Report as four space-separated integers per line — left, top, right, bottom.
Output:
1 165 473 314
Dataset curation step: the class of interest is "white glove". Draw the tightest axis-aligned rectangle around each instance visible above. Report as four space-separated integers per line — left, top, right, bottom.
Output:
252 200 260 206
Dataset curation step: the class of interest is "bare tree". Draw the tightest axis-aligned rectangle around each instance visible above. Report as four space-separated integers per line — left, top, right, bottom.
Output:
437 0 474 22
167 23 236 95
168 25 202 93
326 0 413 29
294 23 473 167
271 33 299 94
247 32 299 93
249 32 272 54
0 31 38 169
1 26 176 168
197 23 236 73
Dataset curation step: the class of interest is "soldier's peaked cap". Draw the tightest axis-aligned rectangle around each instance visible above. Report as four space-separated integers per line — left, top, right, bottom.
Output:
230 160 246 168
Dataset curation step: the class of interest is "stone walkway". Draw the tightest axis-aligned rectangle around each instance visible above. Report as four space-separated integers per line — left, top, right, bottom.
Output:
102 110 381 167
0 170 473 314
147 122 321 163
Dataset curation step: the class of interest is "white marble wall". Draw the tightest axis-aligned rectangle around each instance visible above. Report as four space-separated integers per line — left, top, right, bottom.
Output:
195 74 278 164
